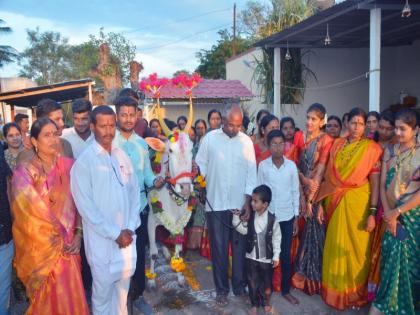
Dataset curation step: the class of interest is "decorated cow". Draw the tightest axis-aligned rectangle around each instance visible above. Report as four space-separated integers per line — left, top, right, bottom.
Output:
140 73 204 288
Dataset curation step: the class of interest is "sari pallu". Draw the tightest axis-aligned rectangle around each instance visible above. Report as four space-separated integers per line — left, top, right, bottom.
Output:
12 157 89 315
373 145 420 315
291 133 333 295
317 138 382 310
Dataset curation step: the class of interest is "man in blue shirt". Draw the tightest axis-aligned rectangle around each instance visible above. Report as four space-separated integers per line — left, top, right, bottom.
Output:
113 96 164 315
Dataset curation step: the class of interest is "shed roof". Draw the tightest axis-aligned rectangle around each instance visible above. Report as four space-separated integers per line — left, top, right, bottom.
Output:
145 79 253 100
0 79 95 107
255 0 420 49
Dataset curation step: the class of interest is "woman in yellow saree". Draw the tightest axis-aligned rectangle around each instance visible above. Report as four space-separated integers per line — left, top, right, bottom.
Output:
317 108 382 310
371 109 419 315
12 118 89 315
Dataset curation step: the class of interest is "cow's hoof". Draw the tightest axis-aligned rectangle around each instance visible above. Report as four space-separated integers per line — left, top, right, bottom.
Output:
177 273 186 287
161 246 171 260
147 279 157 290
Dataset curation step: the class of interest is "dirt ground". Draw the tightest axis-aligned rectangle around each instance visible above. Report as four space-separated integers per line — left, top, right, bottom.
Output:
11 249 369 315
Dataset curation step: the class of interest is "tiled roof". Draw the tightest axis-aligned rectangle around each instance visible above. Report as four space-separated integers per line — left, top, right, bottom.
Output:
145 79 253 99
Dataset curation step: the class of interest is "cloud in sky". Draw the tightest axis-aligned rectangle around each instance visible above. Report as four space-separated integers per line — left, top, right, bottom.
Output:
0 0 243 80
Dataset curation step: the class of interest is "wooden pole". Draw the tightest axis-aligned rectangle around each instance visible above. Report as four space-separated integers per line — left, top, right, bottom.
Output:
10 105 15 121
232 3 237 56
88 84 93 103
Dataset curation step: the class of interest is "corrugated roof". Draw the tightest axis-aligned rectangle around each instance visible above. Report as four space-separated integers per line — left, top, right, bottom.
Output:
145 79 253 99
254 0 420 49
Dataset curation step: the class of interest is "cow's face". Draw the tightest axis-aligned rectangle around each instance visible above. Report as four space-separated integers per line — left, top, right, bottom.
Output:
167 131 193 197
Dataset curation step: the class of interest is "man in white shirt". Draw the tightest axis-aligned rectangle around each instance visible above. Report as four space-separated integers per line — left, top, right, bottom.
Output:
196 105 257 306
62 98 95 297
113 96 165 315
71 105 140 315
62 98 95 158
257 129 300 305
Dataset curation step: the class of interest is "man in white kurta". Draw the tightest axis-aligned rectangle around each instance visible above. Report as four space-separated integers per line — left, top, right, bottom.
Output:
195 105 257 305
71 106 140 315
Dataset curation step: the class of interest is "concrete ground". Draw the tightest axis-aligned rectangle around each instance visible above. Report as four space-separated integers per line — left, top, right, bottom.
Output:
11 247 369 315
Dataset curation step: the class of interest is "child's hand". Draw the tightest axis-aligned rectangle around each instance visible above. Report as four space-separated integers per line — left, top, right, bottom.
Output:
273 260 279 268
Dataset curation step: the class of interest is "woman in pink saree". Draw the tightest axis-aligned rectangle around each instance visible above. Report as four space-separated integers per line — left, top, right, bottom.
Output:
12 117 89 315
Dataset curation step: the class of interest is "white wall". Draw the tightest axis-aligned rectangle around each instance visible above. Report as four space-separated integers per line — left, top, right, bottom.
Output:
226 40 420 130
226 48 266 120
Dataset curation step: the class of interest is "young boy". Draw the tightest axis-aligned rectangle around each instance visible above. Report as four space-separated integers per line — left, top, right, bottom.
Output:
245 184 281 315
257 129 300 305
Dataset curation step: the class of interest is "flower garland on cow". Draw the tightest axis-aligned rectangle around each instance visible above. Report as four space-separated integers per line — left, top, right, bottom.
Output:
140 73 206 283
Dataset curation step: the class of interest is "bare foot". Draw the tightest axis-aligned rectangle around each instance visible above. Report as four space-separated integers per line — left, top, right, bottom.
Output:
249 306 258 315
264 305 274 314
283 293 299 305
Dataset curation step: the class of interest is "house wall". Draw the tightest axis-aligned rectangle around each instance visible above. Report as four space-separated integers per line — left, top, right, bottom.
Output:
226 40 420 130
226 48 266 120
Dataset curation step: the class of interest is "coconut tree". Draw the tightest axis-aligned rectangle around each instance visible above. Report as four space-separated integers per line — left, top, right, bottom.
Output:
0 19 20 68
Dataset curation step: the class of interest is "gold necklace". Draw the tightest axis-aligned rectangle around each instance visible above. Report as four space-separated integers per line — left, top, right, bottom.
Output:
337 137 364 166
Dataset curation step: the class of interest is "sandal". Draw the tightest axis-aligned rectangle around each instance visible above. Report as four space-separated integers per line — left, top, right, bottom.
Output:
283 293 299 305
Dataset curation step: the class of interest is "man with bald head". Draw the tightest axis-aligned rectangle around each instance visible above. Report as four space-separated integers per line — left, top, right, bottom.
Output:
196 105 257 306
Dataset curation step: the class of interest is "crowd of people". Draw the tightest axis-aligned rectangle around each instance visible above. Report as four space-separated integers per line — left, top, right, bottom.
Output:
0 88 418 315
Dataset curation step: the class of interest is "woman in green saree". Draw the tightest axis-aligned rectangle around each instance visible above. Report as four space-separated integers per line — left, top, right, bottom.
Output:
370 109 419 315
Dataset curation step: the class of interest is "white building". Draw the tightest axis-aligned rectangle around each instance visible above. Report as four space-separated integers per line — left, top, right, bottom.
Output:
226 0 420 128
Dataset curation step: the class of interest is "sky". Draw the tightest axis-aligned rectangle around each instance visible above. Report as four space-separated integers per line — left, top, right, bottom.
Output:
0 0 257 80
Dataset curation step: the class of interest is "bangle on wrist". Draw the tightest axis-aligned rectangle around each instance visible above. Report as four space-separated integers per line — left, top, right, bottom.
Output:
369 206 377 216
396 207 403 215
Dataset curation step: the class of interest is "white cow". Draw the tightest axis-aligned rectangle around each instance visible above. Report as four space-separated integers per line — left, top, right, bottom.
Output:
147 102 194 288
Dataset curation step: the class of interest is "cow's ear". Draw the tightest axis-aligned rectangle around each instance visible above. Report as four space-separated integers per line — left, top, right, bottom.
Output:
145 137 166 152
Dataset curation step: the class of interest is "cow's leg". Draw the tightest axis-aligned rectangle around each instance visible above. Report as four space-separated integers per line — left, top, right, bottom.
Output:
174 243 185 286
147 211 158 290
147 211 158 259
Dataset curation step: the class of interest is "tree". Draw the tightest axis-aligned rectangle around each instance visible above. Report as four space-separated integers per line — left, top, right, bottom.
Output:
239 0 316 105
195 29 251 79
173 69 191 77
83 28 136 85
238 0 315 41
19 28 71 85
0 19 20 68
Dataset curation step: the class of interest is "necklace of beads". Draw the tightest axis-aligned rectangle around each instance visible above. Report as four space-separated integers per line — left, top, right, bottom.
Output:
336 137 364 166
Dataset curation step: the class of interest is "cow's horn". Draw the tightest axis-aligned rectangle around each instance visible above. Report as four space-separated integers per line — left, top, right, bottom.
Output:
156 99 172 136
184 97 193 133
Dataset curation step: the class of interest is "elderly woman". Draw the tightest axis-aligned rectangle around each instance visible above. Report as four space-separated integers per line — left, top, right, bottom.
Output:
12 117 89 314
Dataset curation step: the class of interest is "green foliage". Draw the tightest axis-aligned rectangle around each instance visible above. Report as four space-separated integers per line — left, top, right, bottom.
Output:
19 27 136 86
19 28 71 85
86 28 136 84
240 0 316 105
173 69 191 77
195 29 251 79
0 19 20 68
239 0 314 40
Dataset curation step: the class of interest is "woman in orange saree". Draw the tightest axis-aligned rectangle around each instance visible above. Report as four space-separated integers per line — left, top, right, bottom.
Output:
12 118 89 315
254 114 279 166
291 104 334 298
317 108 382 310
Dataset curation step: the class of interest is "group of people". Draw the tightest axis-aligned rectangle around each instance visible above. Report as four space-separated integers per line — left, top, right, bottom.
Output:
0 89 418 315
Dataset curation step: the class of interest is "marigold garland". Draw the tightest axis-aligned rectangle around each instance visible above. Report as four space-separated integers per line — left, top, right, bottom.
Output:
170 257 186 273
145 269 157 280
